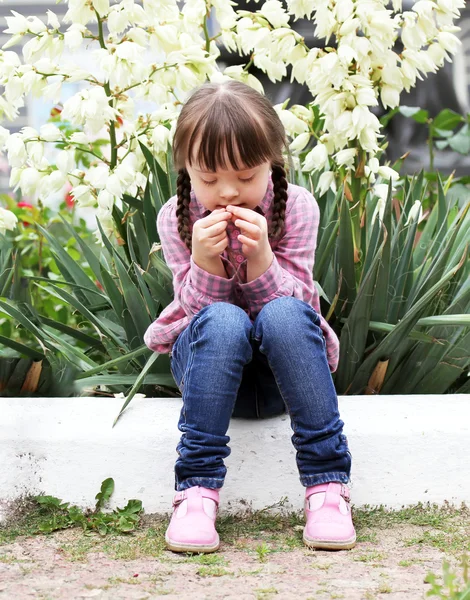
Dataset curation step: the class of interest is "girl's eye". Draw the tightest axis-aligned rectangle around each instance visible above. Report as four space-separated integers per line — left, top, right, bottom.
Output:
240 176 255 183
201 180 217 186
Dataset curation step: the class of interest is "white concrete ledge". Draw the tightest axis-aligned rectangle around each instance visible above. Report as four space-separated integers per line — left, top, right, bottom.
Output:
1 395 469 518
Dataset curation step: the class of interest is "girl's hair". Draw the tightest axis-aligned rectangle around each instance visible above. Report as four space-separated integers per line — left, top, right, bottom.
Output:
173 80 288 251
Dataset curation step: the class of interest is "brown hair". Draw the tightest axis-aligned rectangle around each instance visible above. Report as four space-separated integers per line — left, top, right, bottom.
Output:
172 80 288 251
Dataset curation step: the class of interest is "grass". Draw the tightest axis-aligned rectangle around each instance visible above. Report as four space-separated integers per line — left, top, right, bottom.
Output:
1 495 469 563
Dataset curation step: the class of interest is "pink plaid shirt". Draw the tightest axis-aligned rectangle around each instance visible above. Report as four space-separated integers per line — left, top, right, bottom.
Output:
143 179 340 372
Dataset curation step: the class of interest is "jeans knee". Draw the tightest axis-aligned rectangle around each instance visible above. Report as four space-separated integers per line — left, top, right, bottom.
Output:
255 297 322 344
192 302 252 348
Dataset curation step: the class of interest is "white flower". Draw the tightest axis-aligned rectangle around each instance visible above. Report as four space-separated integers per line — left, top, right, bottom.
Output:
381 85 401 109
71 184 95 207
47 10 61 30
0 207 18 235
334 147 357 167
260 1 290 28
19 167 41 196
437 31 461 54
70 132 89 145
40 124 62 142
289 132 310 153
88 165 110 189
56 150 76 175
38 170 67 197
286 0 315 20
64 24 87 50
406 200 423 225
274 107 309 136
378 166 400 181
5 134 27 168
303 143 329 172
97 189 115 212
4 11 31 36
92 0 110 17
317 171 337 196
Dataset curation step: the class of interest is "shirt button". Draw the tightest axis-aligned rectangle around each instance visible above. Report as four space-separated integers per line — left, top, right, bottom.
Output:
236 255 244 263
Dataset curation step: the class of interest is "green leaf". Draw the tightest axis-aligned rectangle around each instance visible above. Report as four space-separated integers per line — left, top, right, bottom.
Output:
335 226 387 393
347 249 467 394
0 336 44 360
399 106 429 123
337 193 356 315
95 478 115 510
448 124 470 155
432 108 463 131
113 351 160 427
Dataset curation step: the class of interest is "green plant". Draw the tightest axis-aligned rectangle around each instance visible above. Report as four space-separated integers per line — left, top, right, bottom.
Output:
308 170 470 395
33 477 143 536
425 556 470 599
0 145 176 418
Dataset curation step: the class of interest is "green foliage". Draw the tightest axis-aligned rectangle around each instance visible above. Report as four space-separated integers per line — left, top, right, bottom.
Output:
0 150 177 420
33 477 143 536
425 556 470 599
310 170 469 394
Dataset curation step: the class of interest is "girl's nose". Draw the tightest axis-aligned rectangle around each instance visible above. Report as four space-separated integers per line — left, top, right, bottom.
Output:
219 185 239 200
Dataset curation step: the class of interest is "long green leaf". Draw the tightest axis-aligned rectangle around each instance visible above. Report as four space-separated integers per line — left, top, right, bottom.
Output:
347 248 467 393
112 351 160 427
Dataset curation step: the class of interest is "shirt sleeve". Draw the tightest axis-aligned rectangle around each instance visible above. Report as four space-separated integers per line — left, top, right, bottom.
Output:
157 199 235 318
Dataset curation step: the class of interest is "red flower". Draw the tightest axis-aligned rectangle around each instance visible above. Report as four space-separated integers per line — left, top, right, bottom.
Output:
17 201 33 227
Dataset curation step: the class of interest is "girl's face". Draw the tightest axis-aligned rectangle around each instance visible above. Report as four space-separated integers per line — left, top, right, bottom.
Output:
186 159 271 213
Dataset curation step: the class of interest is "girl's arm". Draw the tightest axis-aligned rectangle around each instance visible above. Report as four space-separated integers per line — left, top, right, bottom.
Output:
238 187 340 372
157 199 235 318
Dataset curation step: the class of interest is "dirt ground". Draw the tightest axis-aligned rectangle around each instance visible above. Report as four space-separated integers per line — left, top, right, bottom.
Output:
1 504 469 600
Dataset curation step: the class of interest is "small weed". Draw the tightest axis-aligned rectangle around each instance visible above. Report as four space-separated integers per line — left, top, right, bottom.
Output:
196 565 234 577
425 555 470 599
353 551 386 564
107 576 140 586
398 559 414 567
185 553 227 565
312 562 332 571
255 541 271 562
255 587 278 599
378 583 392 594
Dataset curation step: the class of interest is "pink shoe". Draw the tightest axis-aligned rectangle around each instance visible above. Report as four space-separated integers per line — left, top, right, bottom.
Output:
303 482 356 550
165 486 220 553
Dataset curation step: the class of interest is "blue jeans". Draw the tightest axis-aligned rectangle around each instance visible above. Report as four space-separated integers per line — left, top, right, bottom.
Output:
170 297 351 491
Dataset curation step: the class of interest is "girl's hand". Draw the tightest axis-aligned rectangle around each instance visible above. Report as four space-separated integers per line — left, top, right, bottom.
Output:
192 209 231 274
226 205 270 260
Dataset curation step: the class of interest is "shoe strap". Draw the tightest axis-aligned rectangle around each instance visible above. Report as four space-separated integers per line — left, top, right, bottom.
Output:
173 486 220 508
305 482 350 503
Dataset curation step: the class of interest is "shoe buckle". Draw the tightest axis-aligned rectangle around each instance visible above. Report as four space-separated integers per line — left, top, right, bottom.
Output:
172 491 186 507
340 484 351 503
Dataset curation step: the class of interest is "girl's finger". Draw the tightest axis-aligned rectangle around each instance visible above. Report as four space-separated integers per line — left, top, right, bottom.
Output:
227 205 259 224
199 210 231 228
238 234 257 247
205 220 228 237
234 219 260 239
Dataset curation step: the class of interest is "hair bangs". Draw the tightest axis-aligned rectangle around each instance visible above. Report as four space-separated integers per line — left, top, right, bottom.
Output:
187 102 273 172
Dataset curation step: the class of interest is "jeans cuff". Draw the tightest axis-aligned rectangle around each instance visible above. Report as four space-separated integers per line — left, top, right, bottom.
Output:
176 477 225 491
300 472 350 487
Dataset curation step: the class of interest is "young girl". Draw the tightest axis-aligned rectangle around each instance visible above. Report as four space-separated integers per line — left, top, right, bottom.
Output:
144 80 355 554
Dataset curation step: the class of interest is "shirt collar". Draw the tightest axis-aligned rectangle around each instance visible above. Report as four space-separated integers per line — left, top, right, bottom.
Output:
191 176 274 219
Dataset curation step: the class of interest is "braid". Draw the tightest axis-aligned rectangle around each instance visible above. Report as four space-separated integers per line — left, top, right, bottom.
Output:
176 168 192 251
270 164 288 239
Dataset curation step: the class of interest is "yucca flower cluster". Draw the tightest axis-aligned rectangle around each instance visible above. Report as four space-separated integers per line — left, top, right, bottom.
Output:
0 0 464 238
